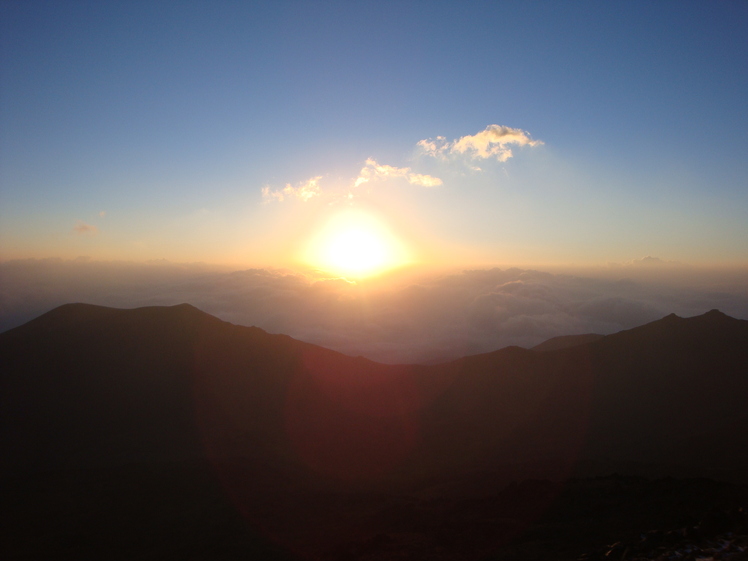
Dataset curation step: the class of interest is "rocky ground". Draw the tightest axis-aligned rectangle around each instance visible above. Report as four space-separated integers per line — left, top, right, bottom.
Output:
578 511 748 561
3 465 747 560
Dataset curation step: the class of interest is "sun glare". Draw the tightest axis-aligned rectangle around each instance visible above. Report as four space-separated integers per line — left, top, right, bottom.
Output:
304 211 408 277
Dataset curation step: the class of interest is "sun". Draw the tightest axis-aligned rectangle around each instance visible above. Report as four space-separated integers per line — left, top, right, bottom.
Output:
304 210 408 277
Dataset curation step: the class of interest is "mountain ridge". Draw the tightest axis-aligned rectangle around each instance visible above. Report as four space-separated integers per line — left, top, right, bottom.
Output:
6 302 744 361
3 303 747 482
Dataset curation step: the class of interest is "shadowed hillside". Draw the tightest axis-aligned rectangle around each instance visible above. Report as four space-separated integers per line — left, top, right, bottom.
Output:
531 333 604 352
2 304 748 559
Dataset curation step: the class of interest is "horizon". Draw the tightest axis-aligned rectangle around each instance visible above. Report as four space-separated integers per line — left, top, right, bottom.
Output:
3 256 747 364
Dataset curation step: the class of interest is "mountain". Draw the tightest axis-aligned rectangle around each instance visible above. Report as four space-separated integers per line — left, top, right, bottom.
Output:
3 304 748 481
531 333 604 352
2 304 748 560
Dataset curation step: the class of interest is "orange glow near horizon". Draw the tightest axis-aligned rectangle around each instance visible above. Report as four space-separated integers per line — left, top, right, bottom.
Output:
302 210 409 278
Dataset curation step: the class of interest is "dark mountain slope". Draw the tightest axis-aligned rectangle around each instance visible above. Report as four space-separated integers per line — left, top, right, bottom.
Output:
3 304 748 560
580 310 748 475
1 303 213 473
532 333 604 352
3 304 748 483
0 303 372 474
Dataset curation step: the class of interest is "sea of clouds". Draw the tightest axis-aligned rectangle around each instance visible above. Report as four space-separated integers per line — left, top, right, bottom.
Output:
2 259 747 364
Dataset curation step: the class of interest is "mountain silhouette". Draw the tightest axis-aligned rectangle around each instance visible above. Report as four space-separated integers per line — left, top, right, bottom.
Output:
531 333 604 352
2 304 748 560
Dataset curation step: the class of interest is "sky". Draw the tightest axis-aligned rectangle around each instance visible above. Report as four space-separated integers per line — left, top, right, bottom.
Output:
1 1 747 360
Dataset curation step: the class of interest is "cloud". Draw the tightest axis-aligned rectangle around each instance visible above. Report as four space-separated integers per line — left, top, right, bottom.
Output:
415 136 447 158
72 221 98 235
2 260 747 364
262 176 322 203
99 211 106 218
406 173 443 187
259 124 537 202
418 125 543 162
353 158 442 188
261 186 285 202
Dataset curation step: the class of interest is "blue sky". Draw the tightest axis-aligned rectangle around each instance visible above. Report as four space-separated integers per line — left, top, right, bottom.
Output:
1 1 747 268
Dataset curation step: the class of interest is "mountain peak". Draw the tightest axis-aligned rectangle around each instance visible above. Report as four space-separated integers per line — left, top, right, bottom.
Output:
658 309 737 326
2 302 222 339
704 308 727 317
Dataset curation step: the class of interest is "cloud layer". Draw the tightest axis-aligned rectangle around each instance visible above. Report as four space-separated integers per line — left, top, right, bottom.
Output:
2 260 746 364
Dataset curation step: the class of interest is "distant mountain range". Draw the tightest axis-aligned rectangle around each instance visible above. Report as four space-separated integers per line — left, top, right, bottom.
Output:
2 304 748 559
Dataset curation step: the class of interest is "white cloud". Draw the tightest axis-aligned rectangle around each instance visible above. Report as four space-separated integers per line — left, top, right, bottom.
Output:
418 125 543 162
416 136 450 159
72 221 98 235
260 125 537 203
354 158 442 188
261 186 285 202
262 176 322 203
406 173 443 187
